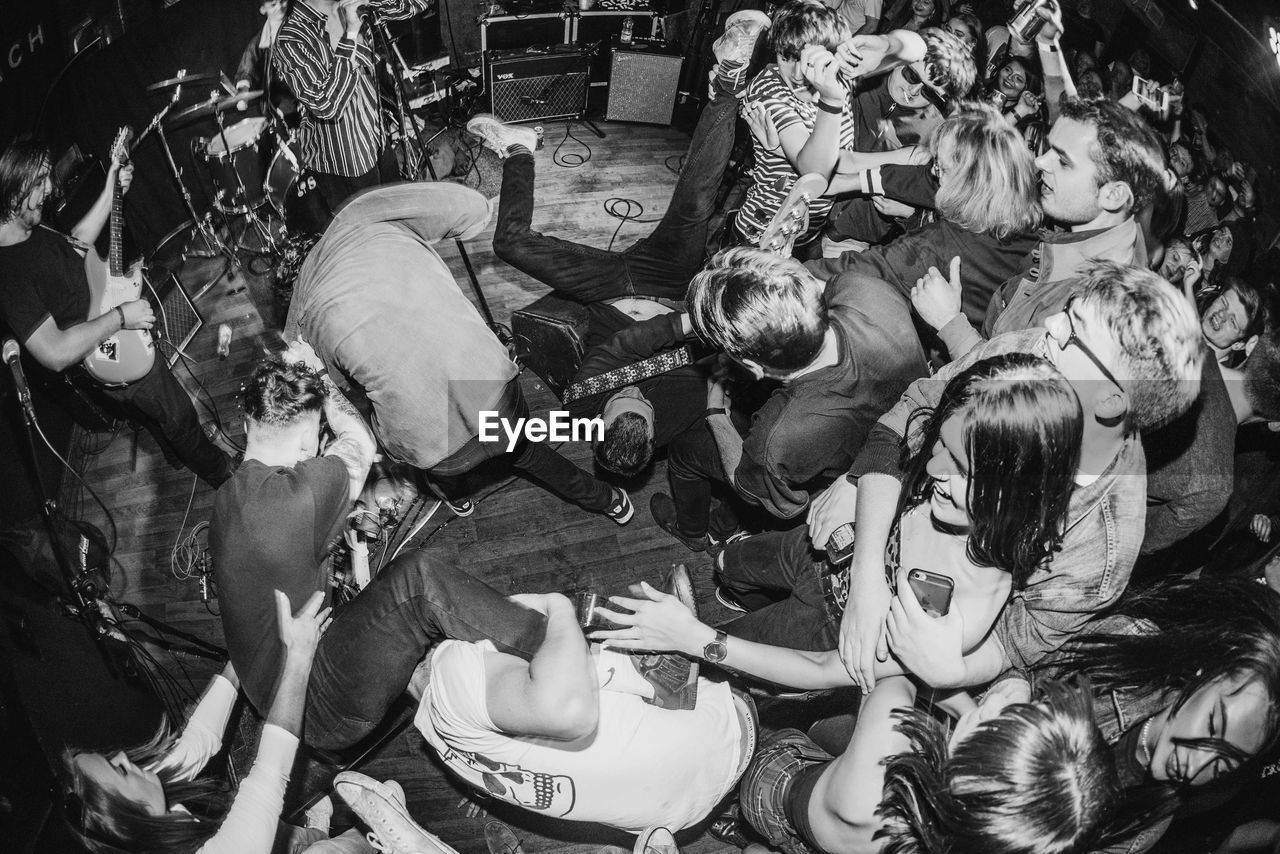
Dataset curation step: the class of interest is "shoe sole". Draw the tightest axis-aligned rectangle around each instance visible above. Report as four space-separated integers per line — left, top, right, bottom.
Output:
607 490 635 525
634 826 678 854
466 113 542 155
667 563 698 618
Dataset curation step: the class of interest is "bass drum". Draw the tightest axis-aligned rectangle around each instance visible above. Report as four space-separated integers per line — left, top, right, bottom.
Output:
266 137 331 235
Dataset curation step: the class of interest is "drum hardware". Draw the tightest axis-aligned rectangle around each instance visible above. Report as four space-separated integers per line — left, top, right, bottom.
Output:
142 73 240 272
205 105 280 260
168 89 265 125
145 72 221 93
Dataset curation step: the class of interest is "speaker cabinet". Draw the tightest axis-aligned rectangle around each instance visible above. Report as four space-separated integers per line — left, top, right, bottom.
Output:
512 293 590 398
606 40 683 124
487 47 591 124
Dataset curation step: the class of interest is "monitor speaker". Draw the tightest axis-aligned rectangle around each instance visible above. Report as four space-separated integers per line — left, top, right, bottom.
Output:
487 47 590 124
606 44 683 124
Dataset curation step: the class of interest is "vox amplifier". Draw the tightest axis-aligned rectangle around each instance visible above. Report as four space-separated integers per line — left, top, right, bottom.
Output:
487 46 590 124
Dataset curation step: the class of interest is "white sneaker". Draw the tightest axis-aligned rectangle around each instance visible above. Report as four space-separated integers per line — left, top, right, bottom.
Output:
466 113 542 158
334 772 459 854
634 826 679 854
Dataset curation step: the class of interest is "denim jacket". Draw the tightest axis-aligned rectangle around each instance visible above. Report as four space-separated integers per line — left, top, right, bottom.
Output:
849 329 1147 673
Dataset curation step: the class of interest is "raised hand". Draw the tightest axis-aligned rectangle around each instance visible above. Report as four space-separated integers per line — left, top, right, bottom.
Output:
910 256 964 332
275 589 331 663
800 45 848 105
742 101 781 151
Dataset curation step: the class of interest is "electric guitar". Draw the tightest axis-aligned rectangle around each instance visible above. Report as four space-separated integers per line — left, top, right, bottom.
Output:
82 126 155 385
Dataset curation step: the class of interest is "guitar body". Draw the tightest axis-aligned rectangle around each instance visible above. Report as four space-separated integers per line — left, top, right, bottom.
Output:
81 124 156 386
82 252 155 385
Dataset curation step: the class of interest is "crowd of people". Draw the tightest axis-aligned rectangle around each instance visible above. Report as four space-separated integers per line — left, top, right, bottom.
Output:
3 0 1280 852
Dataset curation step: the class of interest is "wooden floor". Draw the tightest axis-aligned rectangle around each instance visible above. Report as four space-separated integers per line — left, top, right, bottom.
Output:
67 120 755 854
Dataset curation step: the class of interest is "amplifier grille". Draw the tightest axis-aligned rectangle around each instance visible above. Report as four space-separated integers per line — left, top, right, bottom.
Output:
490 69 589 123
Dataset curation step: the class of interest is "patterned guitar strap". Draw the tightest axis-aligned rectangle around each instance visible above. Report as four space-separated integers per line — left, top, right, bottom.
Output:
561 345 695 404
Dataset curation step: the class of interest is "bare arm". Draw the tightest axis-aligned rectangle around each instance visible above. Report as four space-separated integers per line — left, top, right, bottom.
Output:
317 372 376 501
71 162 128 247
24 300 154 372
484 594 599 740
590 583 857 690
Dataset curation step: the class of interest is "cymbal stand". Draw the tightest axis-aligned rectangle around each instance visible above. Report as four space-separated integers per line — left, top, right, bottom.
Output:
211 108 280 260
150 94 240 270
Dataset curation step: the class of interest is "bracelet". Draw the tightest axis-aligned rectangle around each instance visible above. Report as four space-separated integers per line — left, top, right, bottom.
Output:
816 99 843 115
114 305 126 328
704 407 728 419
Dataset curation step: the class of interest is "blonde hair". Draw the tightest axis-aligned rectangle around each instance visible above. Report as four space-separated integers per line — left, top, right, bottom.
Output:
929 101 1042 239
1077 261 1204 430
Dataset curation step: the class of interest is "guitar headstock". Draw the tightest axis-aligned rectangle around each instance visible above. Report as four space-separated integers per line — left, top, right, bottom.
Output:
110 126 135 169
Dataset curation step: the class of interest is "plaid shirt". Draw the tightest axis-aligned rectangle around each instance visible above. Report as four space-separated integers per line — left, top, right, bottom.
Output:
273 0 428 177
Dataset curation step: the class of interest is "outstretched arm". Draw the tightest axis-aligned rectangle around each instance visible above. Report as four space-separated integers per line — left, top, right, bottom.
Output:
590 582 856 689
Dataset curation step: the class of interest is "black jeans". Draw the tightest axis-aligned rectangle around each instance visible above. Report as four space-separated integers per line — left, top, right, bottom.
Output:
307 144 401 232
666 417 746 540
306 551 546 751
492 85 742 303
98 358 231 487
717 525 841 652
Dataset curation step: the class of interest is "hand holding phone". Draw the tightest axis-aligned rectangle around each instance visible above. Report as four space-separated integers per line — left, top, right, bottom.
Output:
905 568 954 618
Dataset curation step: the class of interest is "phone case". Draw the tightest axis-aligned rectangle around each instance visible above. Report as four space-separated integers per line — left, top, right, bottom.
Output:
907 569 954 617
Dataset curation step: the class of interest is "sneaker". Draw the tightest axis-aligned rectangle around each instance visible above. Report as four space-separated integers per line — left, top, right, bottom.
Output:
650 493 712 553
605 487 635 525
334 772 459 854
712 10 771 69
715 585 749 614
483 821 525 854
634 827 679 854
305 794 333 833
632 564 699 711
446 497 475 518
757 173 826 256
466 113 542 158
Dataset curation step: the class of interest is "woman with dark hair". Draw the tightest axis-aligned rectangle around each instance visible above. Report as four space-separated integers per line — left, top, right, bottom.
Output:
595 351 1082 688
1027 576 1280 854
63 591 447 854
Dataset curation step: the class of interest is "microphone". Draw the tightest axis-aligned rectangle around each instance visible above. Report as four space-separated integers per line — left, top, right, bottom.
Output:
3 338 35 422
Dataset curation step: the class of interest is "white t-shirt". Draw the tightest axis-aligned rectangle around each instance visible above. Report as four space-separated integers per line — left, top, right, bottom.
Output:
417 641 745 833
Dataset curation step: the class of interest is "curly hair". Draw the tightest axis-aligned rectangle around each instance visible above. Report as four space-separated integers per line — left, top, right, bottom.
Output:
921 27 978 102
241 355 326 427
768 0 849 61
595 410 654 476
271 232 321 315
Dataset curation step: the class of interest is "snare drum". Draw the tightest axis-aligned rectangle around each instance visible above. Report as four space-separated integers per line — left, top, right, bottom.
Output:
199 117 270 214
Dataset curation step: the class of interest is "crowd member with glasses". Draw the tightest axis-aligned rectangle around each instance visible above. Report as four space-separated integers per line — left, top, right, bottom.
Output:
805 261 1203 692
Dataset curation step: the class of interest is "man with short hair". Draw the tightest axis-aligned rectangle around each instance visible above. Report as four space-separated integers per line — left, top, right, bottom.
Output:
651 247 927 552
209 348 375 713
0 137 232 488
804 261 1204 690
911 96 1230 556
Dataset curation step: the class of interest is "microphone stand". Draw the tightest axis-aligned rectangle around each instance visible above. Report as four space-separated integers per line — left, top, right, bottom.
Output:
8 367 227 665
368 12 508 342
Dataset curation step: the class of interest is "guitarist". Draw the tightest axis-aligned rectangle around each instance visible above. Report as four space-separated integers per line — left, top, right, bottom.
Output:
0 135 233 488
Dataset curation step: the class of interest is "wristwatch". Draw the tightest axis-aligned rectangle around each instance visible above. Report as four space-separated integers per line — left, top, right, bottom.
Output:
703 630 728 663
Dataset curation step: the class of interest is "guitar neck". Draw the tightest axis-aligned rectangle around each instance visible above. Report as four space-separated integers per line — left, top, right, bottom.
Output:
108 179 125 278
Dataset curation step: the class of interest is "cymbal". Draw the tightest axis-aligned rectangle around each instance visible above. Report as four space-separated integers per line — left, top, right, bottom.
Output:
147 72 221 92
168 90 265 124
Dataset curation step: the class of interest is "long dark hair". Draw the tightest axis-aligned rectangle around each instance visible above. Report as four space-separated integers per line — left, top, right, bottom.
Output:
898 353 1083 589
0 134 49 221
1056 577 1280 763
877 679 1122 854
65 720 231 854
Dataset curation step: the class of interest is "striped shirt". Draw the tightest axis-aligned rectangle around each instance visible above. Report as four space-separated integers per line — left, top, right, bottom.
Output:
273 0 428 177
734 65 859 245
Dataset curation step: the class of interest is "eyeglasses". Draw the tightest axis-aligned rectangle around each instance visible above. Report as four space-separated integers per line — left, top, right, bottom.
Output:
1061 296 1125 393
901 64 951 115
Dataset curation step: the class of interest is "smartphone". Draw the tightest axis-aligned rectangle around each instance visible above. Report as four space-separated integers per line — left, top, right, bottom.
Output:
906 569 954 618
573 592 632 631
826 522 857 565
1131 72 1176 120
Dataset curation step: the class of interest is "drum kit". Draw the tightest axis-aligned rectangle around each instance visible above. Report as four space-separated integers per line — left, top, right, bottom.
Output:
141 69 301 280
